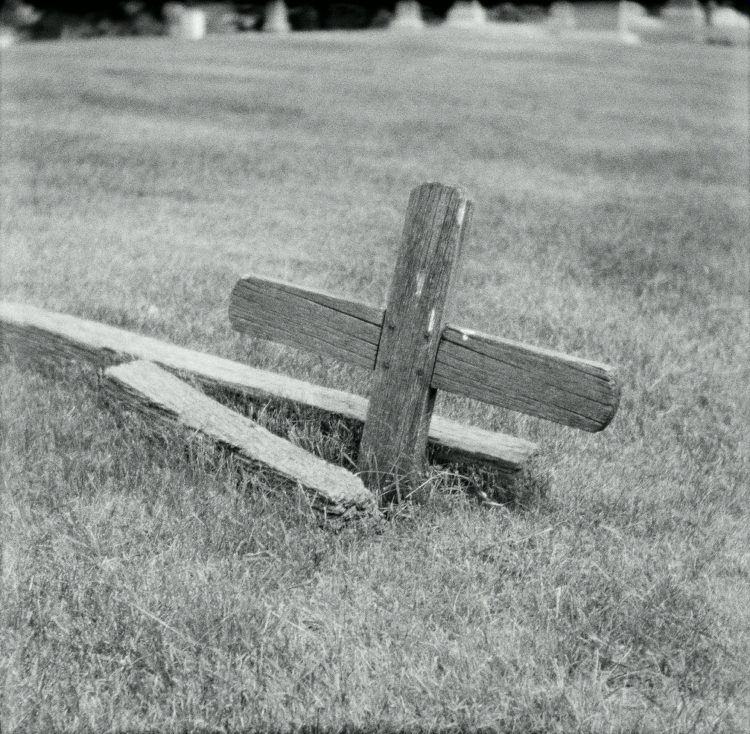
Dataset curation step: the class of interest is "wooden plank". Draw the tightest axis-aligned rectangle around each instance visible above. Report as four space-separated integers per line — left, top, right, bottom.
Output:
428 416 537 477
434 327 621 432
229 275 382 370
0 301 536 473
358 182 473 497
0 301 365 418
229 277 620 431
103 360 376 515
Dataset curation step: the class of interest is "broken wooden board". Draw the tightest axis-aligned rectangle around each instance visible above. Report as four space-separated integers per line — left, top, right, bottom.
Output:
0 301 537 477
230 276 620 432
104 360 376 515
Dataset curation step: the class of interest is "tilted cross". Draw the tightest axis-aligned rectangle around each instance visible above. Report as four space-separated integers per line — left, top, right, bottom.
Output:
230 182 620 502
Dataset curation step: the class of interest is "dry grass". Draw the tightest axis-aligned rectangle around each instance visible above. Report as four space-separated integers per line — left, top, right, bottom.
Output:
1 30 748 733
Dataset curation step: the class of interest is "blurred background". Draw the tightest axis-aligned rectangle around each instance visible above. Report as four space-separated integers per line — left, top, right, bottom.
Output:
1 0 747 41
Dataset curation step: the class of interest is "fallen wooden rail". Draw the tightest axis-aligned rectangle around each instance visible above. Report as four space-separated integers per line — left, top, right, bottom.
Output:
104 360 376 515
0 300 537 478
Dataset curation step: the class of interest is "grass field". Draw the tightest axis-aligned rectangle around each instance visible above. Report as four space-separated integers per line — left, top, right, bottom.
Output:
1 29 748 733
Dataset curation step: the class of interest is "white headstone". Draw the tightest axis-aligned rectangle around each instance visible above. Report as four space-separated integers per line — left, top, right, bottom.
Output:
167 6 207 40
182 9 207 39
556 3 652 44
548 1 577 30
661 0 705 40
617 1 642 43
0 27 16 49
264 0 290 33
445 1 488 28
571 2 619 31
624 1 666 39
392 1 425 30
662 0 705 22
707 5 749 44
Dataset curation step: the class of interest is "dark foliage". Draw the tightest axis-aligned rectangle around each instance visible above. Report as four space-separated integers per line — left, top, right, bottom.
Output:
22 1 734 19
6 0 748 40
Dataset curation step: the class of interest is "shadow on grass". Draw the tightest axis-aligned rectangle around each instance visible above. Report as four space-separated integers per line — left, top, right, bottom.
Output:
202 384 551 516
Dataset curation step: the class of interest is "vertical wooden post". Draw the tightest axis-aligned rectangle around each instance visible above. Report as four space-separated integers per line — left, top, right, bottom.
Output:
358 183 473 501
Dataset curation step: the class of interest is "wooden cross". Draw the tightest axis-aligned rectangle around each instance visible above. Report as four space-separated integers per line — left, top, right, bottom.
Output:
230 183 620 502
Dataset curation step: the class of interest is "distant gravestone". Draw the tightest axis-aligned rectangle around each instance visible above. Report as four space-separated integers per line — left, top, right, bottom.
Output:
617 0 643 43
707 4 749 44
558 1 646 43
547 1 577 30
202 3 238 34
445 1 488 28
181 9 207 39
0 27 15 48
391 1 425 30
625 2 667 40
263 0 290 33
574 2 621 31
661 0 705 39
165 4 207 40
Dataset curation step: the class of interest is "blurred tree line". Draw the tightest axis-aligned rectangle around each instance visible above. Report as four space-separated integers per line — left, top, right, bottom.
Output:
3 0 745 39
7 1 679 14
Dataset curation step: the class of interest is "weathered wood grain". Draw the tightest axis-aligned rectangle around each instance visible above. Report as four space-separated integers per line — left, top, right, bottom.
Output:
229 275 382 369
0 301 536 474
229 277 620 431
434 327 620 432
428 417 537 476
104 360 376 515
0 301 365 417
358 183 473 496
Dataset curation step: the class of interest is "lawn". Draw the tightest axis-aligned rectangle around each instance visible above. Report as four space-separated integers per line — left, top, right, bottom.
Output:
1 29 748 733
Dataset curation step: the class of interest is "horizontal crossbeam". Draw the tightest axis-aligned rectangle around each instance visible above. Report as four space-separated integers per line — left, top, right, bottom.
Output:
0 301 537 477
230 274 382 369
230 275 621 432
